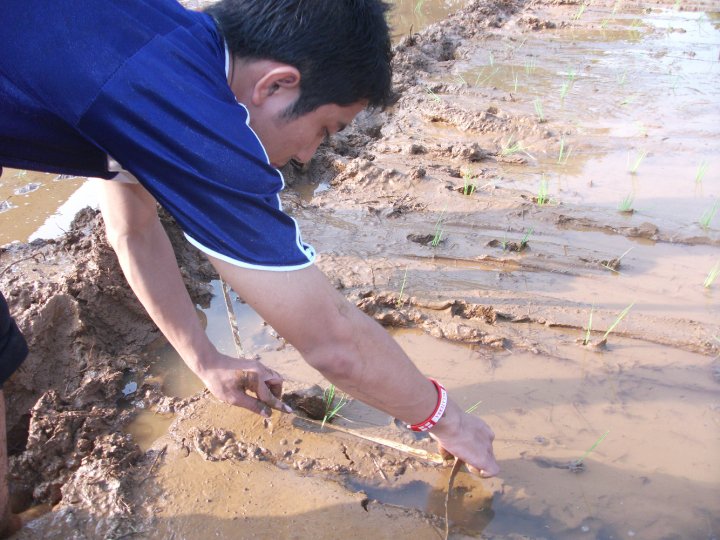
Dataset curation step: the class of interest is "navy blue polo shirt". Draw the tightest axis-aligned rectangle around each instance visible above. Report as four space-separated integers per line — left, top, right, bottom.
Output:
0 0 315 270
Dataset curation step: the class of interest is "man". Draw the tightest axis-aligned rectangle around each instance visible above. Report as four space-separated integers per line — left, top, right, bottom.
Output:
0 0 498 533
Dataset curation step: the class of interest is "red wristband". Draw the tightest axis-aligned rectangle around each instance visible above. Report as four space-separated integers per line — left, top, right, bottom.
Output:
408 378 448 432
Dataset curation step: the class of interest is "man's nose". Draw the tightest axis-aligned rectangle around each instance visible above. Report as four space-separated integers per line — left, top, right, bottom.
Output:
294 139 323 164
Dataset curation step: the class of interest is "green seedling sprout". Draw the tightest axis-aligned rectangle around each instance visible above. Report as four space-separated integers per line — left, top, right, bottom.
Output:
475 67 500 86
533 98 545 123
695 160 709 185
602 246 634 273
465 400 483 414
414 0 425 15
461 168 477 196
616 69 628 86
574 430 610 466
618 193 634 213
559 70 576 103
602 302 635 341
627 149 647 175
673 0 681 10
512 71 519 93
321 384 348 428
537 176 549 206
431 206 447 247
612 0 623 14
520 227 534 250
455 74 467 86
583 305 594 346
573 2 587 20
600 18 610 29
704 262 720 288
700 200 719 230
396 266 409 308
557 137 572 165
524 58 536 75
425 87 441 103
488 52 495 67
501 137 523 156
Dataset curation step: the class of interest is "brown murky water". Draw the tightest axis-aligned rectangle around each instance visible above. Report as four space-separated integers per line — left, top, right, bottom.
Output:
4 1 720 539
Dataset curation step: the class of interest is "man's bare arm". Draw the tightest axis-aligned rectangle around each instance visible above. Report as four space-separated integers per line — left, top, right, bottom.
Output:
96 180 288 416
210 257 499 476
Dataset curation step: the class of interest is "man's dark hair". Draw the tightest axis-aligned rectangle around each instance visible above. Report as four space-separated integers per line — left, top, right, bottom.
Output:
205 0 393 118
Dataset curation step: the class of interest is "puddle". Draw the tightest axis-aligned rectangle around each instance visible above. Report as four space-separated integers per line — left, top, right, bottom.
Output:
476 7 720 226
390 0 468 37
377 329 720 539
125 409 174 452
0 168 86 245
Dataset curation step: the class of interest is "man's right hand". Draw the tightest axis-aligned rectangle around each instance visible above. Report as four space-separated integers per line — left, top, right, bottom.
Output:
196 353 293 418
428 399 500 477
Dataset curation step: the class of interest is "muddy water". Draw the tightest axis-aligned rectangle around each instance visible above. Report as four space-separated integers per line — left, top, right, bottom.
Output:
471 7 720 227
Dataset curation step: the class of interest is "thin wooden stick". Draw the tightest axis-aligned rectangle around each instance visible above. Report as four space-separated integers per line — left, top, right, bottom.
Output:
294 416 446 464
445 457 463 540
221 278 244 357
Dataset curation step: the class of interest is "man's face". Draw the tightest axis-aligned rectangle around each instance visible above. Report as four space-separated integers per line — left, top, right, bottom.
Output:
248 99 367 169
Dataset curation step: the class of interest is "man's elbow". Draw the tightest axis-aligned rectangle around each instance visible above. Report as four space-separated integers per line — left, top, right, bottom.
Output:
299 308 362 379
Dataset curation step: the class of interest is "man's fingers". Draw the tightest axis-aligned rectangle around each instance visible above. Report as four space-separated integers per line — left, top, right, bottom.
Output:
255 378 292 414
268 379 283 399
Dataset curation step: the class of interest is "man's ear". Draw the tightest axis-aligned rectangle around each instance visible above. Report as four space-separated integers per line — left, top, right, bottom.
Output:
252 65 301 106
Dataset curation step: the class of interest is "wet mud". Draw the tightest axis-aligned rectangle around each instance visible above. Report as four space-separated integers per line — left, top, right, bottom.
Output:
1 0 719 538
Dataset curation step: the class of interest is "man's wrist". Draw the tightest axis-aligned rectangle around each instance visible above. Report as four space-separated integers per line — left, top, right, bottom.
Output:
428 398 462 437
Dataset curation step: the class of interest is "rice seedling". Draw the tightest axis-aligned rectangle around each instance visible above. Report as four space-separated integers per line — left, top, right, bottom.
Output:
600 18 610 29
512 70 519 93
414 0 425 15
536 176 549 206
474 67 500 86
602 302 635 341
519 227 534 250
583 305 594 346
573 430 610 467
573 2 588 20
616 69 628 86
704 262 720 288
488 52 495 67
455 74 467 86
627 149 647 175
557 137 572 165
612 0 623 14
620 94 637 106
673 0 681 10
465 400 483 414
559 70 577 103
695 160 709 185
533 98 545 123
700 200 719 230
396 265 409 308
601 246 634 273
425 87 441 103
461 168 477 196
431 207 447 247
321 384 348 428
618 193 634 213
524 58 537 75
501 137 524 156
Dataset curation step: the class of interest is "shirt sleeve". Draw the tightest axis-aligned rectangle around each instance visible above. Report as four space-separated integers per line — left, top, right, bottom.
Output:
77 24 315 271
